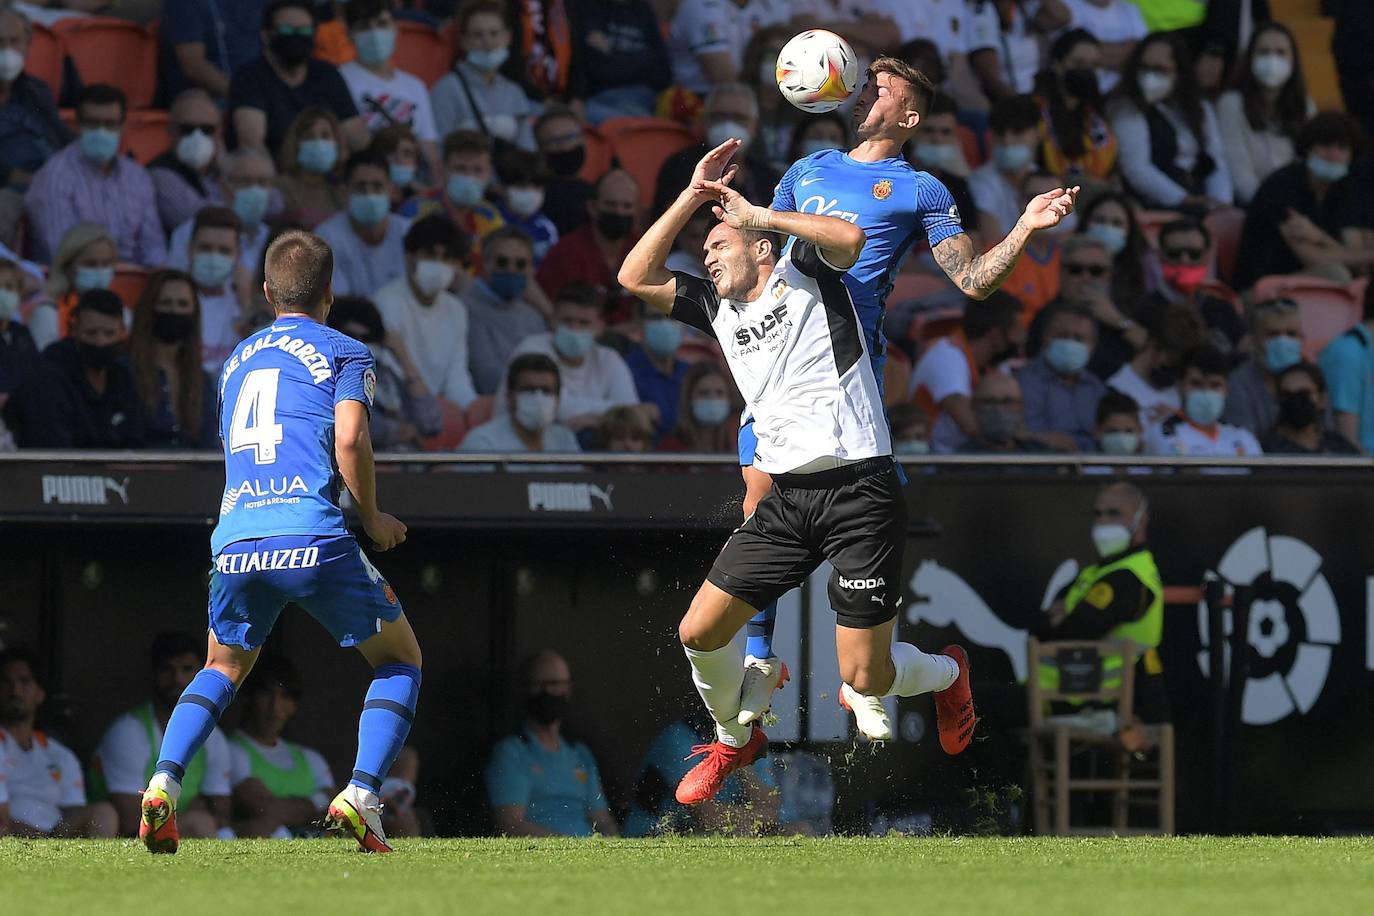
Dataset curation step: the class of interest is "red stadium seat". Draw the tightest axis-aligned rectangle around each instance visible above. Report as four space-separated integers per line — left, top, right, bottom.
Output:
110 263 149 310
24 24 64 98
1133 209 1176 248
599 117 697 208
122 109 171 164
580 126 614 184
1252 275 1367 360
422 397 469 451
956 124 985 169
55 18 158 108
395 21 453 88
465 394 496 430
1205 206 1245 286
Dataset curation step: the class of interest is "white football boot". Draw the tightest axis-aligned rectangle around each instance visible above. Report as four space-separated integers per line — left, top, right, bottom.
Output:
839 683 893 741
737 655 790 726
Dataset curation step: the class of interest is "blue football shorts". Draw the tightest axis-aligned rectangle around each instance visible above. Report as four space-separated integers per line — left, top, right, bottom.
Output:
208 534 402 650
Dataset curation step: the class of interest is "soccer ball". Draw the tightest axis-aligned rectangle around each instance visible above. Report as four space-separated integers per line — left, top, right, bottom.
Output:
775 30 859 113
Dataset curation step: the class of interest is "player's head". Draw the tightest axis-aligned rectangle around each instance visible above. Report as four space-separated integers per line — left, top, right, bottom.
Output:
852 56 934 143
1093 482 1149 554
1095 390 1142 455
149 632 202 710
264 229 334 320
518 649 572 725
0 646 45 726
702 221 784 301
239 654 303 741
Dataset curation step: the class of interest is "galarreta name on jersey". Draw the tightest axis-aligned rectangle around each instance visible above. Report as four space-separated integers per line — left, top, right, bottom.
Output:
220 331 334 395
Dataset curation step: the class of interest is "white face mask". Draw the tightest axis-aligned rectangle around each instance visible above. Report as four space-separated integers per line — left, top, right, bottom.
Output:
413 259 456 298
1091 505 1144 558
484 113 520 142
175 129 216 171
513 390 557 432
1251 52 1292 89
0 48 25 82
707 120 752 150
506 186 545 218
0 287 18 321
1137 71 1175 104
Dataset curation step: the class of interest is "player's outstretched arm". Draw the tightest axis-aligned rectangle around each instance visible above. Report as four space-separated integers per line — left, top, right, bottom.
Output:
335 400 407 552
932 186 1080 299
701 180 867 269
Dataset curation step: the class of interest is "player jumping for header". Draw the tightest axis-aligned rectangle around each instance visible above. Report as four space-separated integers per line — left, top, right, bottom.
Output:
732 57 1080 740
138 230 421 854
618 146 978 805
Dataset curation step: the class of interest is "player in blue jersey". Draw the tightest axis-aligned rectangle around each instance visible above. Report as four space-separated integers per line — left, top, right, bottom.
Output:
138 231 421 855
721 56 1079 738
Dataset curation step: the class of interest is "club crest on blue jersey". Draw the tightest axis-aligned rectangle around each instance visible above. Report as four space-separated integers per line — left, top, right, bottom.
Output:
872 179 892 200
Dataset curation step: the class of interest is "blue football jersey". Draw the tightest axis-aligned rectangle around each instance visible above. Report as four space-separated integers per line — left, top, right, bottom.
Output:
771 149 966 354
211 317 375 555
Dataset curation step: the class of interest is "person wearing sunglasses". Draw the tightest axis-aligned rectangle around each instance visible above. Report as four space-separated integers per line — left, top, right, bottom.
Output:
149 89 226 235
1050 233 1148 380
463 226 550 396
1156 218 1245 356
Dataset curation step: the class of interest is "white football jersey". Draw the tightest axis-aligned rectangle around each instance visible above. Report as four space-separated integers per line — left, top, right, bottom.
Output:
671 242 890 474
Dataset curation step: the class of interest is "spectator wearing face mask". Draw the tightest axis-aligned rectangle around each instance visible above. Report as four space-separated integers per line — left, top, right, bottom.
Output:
1057 0 1148 92
1143 344 1261 456
1106 296 1205 427
1318 280 1374 454
1234 114 1373 293
368 124 424 210
315 150 412 297
495 150 558 264
463 226 551 395
1221 298 1304 437
373 214 479 408
534 105 593 235
24 84 166 267
1107 32 1233 212
276 106 349 229
1075 190 1159 306
431 0 537 152
625 310 689 441
538 169 642 325
907 93 980 247
787 112 851 165
888 402 932 457
497 282 640 434
461 353 580 454
3 290 144 449
1034 29 1118 183
1155 218 1244 356
170 150 277 277
1261 362 1359 455
1029 234 1143 380
128 270 218 450
401 130 505 252
596 404 654 453
187 207 248 374
1003 171 1075 320
24 223 119 353
1019 303 1105 452
148 89 227 235
958 372 1052 454
656 362 738 454
970 95 1044 241
327 294 440 451
1095 390 1144 456
572 0 672 123
1215 23 1314 206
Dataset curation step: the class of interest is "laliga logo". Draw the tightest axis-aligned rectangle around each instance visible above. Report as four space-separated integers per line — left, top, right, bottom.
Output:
1196 527 1340 726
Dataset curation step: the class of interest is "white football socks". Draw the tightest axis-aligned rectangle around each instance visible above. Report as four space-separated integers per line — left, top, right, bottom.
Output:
147 771 182 804
684 641 751 747
884 642 959 697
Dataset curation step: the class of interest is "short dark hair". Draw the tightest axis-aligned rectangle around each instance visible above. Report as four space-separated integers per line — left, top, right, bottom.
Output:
738 226 785 264
1296 112 1366 158
1044 301 1096 333
326 295 385 343
1180 343 1229 379
442 129 493 159
496 148 547 187
926 92 958 118
0 646 45 690
1096 390 1140 425
263 0 314 30
344 0 391 28
459 0 507 32
869 55 935 116
343 149 391 182
239 653 303 700
77 83 127 120
1159 217 1211 251
483 225 535 258
367 123 419 160
553 281 602 311
192 205 242 239
403 214 469 260
1135 295 1206 354
507 352 561 394
264 230 334 313
150 632 201 668
963 291 1021 340
534 104 582 139
1276 361 1327 394
76 288 125 320
989 94 1041 135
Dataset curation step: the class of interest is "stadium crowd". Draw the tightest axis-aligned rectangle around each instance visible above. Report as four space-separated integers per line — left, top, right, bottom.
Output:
0 0 1371 460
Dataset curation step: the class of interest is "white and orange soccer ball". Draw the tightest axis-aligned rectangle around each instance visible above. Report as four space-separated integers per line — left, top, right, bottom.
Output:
775 29 859 113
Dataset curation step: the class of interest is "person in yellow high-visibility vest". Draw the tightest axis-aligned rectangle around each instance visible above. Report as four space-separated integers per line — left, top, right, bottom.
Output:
1034 482 1170 741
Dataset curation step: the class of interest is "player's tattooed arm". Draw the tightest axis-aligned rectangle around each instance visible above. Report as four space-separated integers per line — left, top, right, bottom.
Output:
932 185 1080 299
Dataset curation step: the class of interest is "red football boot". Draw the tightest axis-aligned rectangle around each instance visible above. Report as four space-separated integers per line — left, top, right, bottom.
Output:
675 725 768 805
934 644 977 755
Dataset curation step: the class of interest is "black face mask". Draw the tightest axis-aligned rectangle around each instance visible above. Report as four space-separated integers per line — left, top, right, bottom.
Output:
1278 392 1319 429
545 147 586 178
525 691 570 725
596 211 633 241
269 32 315 68
151 311 196 344
1149 364 1178 389
77 340 118 371
1063 68 1101 103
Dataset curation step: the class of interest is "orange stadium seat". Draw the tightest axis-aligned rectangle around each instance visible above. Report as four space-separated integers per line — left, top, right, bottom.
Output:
110 264 149 309
599 117 697 208
395 21 454 87
55 18 158 108
423 397 469 451
579 126 614 184
956 124 985 169
1204 206 1246 285
465 394 496 430
1252 275 1368 359
122 109 171 164
23 24 63 98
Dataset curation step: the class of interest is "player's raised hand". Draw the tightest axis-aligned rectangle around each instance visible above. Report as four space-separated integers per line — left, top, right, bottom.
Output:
699 179 759 229
364 511 408 552
690 139 741 197
1020 185 1080 231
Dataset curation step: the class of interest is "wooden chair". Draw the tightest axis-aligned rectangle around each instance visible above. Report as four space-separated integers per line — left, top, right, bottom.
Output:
1026 637 1176 836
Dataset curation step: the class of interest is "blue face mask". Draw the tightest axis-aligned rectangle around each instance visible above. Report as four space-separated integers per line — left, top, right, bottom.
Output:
914 142 959 172
553 324 595 361
1046 337 1091 375
349 192 391 227
1184 389 1226 426
191 251 235 289
486 269 527 301
233 185 271 226
1086 222 1127 255
994 142 1034 172
353 27 397 66
643 319 682 358
79 128 121 164
1263 335 1302 373
1307 154 1349 184
692 397 731 426
297 138 339 174
74 265 114 292
388 162 416 186
466 47 509 72
446 173 485 207
1099 430 1140 456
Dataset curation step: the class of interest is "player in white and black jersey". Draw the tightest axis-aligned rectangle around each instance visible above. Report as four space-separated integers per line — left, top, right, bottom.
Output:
618 148 976 806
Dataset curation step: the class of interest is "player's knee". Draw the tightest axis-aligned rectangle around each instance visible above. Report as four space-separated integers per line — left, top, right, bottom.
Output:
843 660 894 696
678 609 728 651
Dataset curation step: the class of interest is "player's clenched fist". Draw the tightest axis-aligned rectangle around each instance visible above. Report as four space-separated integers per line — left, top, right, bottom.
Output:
364 512 408 552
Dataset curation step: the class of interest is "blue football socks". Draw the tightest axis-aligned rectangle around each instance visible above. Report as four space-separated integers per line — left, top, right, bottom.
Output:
153 668 236 784
745 600 778 659
350 663 422 795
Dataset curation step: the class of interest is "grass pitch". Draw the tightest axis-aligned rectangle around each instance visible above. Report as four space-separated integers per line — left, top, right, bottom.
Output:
6 836 1372 915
